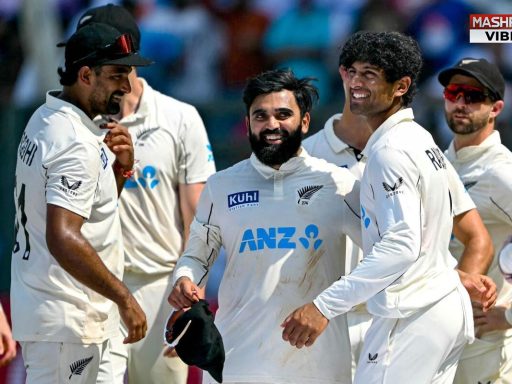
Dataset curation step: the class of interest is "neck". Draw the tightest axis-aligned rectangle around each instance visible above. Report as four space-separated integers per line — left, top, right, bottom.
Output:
453 124 494 151
334 104 373 150
58 87 94 119
366 101 404 132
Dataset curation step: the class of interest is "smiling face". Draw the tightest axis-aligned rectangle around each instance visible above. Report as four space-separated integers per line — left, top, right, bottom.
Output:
444 74 501 136
88 64 132 116
246 89 310 168
340 61 410 129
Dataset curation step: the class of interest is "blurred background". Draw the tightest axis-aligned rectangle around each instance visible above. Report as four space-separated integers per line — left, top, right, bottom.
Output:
2 0 512 382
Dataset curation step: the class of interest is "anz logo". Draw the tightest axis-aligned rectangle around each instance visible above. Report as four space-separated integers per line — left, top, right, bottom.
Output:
125 165 160 189
361 206 371 229
239 224 323 253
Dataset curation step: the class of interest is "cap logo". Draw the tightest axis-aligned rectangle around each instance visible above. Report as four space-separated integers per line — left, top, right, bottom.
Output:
460 59 479 65
78 15 93 25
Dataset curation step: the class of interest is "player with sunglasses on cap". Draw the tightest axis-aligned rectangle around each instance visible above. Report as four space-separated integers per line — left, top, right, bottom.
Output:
11 21 152 384
440 58 512 384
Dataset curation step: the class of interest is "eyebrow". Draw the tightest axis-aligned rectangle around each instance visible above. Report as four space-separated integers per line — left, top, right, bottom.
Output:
251 107 293 116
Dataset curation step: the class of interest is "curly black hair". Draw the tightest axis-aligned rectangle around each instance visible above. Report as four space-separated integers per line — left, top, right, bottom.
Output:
242 69 319 117
338 31 423 107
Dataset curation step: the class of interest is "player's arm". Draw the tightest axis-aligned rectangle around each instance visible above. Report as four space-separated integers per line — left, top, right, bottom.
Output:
0 304 16 367
169 181 221 309
179 182 206 244
46 204 146 343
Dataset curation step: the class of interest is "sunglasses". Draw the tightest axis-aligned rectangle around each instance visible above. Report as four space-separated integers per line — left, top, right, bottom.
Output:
72 33 135 66
443 84 492 104
163 309 190 348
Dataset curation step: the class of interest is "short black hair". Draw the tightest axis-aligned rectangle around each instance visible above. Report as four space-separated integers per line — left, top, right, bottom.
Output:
338 31 423 106
242 69 319 117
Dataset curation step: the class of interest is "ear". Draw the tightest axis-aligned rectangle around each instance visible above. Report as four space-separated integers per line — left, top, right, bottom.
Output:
339 65 348 81
245 116 250 137
490 100 505 119
394 76 412 98
301 112 310 135
77 66 94 85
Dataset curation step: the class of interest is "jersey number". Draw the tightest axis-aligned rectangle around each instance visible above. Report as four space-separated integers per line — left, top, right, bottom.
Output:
13 182 30 260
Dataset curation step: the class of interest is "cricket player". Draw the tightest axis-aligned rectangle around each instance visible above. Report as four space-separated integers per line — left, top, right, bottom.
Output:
439 57 512 384
11 22 151 383
169 68 361 384
74 4 217 384
283 31 495 384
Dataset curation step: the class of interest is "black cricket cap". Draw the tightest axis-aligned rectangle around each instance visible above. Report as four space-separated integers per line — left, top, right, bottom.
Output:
77 3 142 51
59 22 152 71
438 58 505 100
164 300 225 383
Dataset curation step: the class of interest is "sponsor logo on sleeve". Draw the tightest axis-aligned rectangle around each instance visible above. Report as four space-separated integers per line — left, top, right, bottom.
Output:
228 190 259 211
59 176 82 196
382 177 404 198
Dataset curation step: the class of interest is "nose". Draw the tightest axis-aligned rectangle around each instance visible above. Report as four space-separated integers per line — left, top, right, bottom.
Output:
267 116 280 129
121 78 131 94
453 93 467 106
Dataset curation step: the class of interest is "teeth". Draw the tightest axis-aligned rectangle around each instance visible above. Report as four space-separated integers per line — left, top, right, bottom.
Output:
353 93 367 99
266 134 282 140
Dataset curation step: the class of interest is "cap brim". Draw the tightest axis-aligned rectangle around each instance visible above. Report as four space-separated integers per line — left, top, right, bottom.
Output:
101 52 153 67
207 366 223 383
438 68 497 97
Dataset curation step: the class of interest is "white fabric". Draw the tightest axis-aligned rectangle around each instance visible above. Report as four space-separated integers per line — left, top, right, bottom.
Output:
174 149 362 384
11 91 123 344
446 130 512 372
21 340 109 384
98 79 216 275
314 109 470 323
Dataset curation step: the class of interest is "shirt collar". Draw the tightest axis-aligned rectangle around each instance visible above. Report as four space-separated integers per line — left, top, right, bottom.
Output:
361 108 414 158
446 130 502 162
46 90 104 140
250 147 310 179
323 113 350 153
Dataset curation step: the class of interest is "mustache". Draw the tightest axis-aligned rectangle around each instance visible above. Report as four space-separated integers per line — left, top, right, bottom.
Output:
260 128 289 136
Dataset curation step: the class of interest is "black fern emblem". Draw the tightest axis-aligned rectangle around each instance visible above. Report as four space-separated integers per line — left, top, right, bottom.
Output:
383 177 404 192
69 356 93 379
297 185 323 204
61 176 82 191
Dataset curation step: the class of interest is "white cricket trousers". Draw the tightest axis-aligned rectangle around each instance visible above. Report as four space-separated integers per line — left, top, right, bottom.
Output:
354 285 472 384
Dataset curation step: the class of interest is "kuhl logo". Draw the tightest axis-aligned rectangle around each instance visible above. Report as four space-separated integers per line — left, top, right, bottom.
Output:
297 185 323 205
69 356 93 379
239 224 323 253
228 190 259 211
60 176 82 191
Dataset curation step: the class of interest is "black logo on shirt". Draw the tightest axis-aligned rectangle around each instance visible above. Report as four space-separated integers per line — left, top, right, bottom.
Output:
297 185 323 205
463 181 477 190
59 176 82 196
69 356 93 380
367 352 378 363
383 177 404 198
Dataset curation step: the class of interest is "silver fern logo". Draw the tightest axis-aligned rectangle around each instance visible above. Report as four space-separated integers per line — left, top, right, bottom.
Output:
297 185 323 205
69 356 93 379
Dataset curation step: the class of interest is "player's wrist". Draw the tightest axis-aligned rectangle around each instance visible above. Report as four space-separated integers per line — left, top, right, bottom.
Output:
113 160 135 179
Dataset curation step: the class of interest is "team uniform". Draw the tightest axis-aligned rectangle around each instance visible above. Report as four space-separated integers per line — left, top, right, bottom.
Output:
174 149 361 384
11 91 123 384
98 78 216 384
445 130 512 384
314 108 474 384
304 113 474 378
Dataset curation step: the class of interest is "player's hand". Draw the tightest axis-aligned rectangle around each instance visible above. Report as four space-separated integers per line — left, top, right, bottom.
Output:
458 270 497 312
473 304 511 338
281 303 328 349
0 310 16 366
101 120 134 171
118 294 147 344
168 277 200 310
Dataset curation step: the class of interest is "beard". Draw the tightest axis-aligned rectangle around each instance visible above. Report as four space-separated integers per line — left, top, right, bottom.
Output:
89 91 122 117
446 109 489 135
249 124 303 167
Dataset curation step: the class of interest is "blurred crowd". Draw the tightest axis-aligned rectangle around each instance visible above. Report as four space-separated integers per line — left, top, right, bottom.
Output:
2 0 512 150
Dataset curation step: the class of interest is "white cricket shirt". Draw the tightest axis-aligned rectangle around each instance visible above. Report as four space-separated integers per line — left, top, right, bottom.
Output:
11 91 123 343
99 79 216 275
446 130 512 349
174 149 361 384
314 108 465 319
